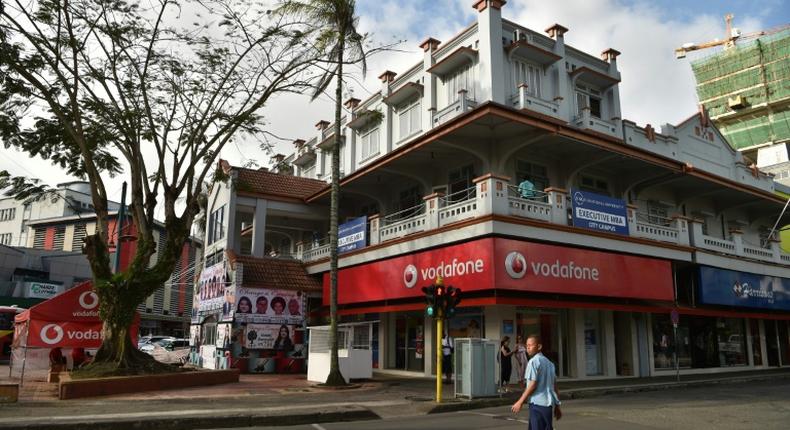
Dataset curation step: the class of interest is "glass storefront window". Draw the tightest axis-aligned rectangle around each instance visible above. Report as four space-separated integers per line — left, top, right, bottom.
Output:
749 319 763 367
652 314 691 369
516 309 562 376
779 321 790 366
584 310 603 376
715 317 747 367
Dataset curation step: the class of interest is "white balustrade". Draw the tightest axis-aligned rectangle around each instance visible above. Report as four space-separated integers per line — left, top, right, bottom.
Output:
379 214 428 242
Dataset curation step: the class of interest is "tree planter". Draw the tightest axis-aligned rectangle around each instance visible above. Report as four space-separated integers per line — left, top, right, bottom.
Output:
59 369 239 399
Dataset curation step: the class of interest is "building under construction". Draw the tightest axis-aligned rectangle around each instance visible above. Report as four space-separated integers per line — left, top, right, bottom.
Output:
690 28 789 169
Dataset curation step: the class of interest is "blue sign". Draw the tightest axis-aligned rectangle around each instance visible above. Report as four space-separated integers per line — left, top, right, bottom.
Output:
338 216 367 254
570 189 629 235
698 266 790 311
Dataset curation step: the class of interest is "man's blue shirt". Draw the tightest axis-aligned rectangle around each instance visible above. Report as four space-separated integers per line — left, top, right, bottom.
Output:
525 352 560 407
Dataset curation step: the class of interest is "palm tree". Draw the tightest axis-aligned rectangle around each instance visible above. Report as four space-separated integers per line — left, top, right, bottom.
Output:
277 0 368 386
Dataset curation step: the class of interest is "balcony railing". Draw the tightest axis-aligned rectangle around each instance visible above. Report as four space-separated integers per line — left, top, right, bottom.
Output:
294 174 790 267
574 108 620 138
510 86 560 118
433 90 477 127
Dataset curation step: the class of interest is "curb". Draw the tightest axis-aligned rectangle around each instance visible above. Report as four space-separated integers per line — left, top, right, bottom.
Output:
0 406 380 430
425 371 790 414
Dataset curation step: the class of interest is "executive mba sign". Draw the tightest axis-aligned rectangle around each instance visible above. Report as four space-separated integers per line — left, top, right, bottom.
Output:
325 238 674 305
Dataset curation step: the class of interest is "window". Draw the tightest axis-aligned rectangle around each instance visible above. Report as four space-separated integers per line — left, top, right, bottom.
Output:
448 164 475 202
397 99 421 141
579 175 610 196
445 63 477 105
575 84 602 118
202 318 217 346
516 160 549 194
207 205 225 244
0 208 15 221
360 127 380 160
33 227 46 249
52 226 66 250
647 201 671 226
514 60 541 98
0 233 12 245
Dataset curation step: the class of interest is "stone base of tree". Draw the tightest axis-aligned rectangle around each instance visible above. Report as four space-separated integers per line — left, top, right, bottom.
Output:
0 384 19 403
58 369 239 400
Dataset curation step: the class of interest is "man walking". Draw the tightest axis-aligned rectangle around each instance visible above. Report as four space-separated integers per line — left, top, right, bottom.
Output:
511 335 561 429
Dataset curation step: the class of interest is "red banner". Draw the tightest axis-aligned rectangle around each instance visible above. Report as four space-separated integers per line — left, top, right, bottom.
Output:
494 238 673 301
27 320 104 348
325 238 673 305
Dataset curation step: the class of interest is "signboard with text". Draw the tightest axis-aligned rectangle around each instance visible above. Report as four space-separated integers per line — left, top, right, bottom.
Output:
338 216 367 254
570 189 628 235
698 266 790 311
324 237 674 305
24 281 64 299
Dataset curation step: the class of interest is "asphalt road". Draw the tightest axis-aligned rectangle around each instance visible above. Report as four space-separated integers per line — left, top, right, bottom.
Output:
220 378 790 430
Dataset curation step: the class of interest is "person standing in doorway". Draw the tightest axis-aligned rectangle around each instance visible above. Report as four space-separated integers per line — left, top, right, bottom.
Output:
441 331 454 384
500 336 514 389
515 335 528 387
511 334 561 430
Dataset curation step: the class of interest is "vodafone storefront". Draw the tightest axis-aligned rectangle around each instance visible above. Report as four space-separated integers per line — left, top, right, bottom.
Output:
326 237 674 379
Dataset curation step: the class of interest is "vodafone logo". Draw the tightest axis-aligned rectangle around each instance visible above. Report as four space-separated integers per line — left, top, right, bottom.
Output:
79 291 99 310
40 324 64 345
504 251 527 279
403 265 418 288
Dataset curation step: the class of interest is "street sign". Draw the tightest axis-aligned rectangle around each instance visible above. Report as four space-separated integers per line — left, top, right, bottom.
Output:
670 309 679 327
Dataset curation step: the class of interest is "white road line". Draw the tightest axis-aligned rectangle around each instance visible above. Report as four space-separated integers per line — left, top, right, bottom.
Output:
457 410 529 424
311 424 327 430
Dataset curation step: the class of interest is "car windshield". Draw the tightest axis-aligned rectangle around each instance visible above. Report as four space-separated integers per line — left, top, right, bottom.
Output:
154 339 172 347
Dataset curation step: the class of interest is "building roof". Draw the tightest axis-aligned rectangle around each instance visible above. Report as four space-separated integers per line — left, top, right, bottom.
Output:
227 251 322 292
229 164 328 201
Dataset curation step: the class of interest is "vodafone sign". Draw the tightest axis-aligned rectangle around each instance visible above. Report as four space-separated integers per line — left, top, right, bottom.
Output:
325 238 673 305
495 238 673 301
29 320 104 348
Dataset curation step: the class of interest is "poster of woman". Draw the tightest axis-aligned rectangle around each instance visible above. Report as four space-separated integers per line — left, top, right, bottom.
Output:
234 288 304 325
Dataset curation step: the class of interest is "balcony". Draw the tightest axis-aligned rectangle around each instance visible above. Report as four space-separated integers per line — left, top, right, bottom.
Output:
433 90 477 127
294 174 790 267
574 108 620 138
510 86 560 120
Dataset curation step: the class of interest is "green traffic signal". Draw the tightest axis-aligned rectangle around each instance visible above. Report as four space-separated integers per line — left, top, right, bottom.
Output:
426 306 435 317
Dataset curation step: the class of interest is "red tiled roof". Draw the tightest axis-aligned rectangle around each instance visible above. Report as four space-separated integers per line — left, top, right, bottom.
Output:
232 166 327 201
227 252 322 292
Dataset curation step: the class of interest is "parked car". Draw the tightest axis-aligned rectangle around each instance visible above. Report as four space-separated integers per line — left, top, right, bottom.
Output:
138 336 175 350
145 338 191 365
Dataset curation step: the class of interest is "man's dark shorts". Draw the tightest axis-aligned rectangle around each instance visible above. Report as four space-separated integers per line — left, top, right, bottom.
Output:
528 403 553 430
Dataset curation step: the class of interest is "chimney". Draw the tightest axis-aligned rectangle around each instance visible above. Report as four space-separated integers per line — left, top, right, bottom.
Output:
600 48 621 74
315 120 329 130
344 97 361 111
472 0 506 12
419 37 441 52
293 139 306 148
545 23 568 40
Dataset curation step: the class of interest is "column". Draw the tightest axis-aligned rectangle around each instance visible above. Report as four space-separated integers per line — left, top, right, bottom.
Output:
251 199 268 258
473 173 510 217
473 0 506 104
545 24 569 118
420 38 440 131
368 214 381 246
423 193 444 230
672 215 691 246
545 187 569 225
626 204 638 236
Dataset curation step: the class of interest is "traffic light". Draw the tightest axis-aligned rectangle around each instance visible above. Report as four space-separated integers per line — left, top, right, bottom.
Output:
445 285 462 318
421 285 436 317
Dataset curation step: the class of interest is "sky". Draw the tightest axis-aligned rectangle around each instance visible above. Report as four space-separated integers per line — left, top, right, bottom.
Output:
1 0 788 210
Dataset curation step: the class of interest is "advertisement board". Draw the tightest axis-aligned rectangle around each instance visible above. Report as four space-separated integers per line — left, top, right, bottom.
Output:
324 237 674 304
698 266 790 311
234 288 303 325
570 189 629 235
245 323 299 350
197 262 230 315
24 281 64 299
338 216 367 254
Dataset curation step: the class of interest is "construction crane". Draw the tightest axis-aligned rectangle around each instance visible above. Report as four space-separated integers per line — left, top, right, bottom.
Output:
675 14 790 59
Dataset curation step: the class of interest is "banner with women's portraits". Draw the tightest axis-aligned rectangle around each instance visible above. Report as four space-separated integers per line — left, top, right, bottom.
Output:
197 263 231 314
245 323 300 350
233 287 304 325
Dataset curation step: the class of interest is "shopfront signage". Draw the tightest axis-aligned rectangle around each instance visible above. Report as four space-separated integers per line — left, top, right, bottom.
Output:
570 189 628 235
697 266 790 311
338 216 367 254
325 238 674 305
24 281 64 299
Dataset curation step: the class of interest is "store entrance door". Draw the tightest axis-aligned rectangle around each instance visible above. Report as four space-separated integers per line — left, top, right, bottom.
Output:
765 320 780 367
393 314 424 372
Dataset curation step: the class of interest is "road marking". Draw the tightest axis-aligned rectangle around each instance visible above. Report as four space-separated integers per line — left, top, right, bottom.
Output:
311 424 327 430
458 410 529 424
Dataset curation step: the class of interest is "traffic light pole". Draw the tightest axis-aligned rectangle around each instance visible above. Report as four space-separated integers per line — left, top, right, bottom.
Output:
436 312 443 403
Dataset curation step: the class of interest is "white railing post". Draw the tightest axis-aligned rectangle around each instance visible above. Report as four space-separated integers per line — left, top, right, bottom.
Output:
688 219 704 247
729 229 744 257
626 204 638 236
672 215 691 246
423 193 444 230
295 241 304 260
546 188 569 225
458 89 469 112
473 174 510 217
368 214 380 246
518 84 528 109
769 238 782 264
580 106 591 125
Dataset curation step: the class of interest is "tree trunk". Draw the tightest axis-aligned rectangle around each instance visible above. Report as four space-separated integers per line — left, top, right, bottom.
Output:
325 43 346 387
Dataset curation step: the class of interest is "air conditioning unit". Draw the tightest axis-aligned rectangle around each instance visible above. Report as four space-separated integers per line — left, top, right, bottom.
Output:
728 95 747 110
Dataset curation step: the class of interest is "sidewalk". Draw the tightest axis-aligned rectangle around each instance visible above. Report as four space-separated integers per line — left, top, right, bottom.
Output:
2 366 790 429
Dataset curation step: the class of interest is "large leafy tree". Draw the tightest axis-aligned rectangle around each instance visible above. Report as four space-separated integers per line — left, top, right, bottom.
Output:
0 0 316 375
277 0 369 386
